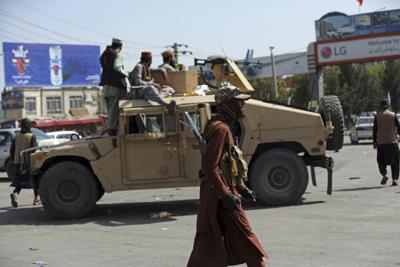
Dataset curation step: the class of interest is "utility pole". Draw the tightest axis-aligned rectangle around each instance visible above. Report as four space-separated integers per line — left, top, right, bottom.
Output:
270 46 278 100
166 42 193 62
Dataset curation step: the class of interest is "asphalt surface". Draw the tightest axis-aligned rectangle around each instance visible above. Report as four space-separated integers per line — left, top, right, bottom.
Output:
0 137 399 267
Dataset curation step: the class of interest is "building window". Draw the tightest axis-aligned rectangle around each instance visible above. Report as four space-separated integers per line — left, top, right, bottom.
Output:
25 97 36 115
46 97 62 114
70 96 83 109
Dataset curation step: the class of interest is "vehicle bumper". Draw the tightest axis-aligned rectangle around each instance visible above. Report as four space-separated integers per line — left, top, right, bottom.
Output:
303 155 334 195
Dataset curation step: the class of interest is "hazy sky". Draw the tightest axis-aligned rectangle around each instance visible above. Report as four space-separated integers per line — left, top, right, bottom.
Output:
0 0 399 88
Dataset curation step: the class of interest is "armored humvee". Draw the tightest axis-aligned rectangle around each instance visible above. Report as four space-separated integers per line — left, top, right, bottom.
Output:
24 57 344 219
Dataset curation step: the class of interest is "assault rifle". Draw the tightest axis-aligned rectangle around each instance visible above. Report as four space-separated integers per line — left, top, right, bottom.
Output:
180 112 207 154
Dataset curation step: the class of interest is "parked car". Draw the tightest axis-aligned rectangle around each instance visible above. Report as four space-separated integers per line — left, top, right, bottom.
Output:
0 127 66 179
350 114 375 144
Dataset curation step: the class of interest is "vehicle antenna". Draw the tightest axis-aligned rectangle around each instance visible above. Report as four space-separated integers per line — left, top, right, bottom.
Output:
218 43 228 58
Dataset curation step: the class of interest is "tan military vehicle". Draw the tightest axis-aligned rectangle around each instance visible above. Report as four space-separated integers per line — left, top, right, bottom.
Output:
24 57 344 219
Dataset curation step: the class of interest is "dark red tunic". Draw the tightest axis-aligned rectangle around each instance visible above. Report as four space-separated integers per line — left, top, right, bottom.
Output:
187 122 268 267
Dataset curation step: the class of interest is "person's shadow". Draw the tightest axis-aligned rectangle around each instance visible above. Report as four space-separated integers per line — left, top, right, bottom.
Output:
0 197 325 227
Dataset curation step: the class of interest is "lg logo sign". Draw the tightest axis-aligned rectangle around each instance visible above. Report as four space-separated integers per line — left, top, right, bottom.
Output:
320 46 347 59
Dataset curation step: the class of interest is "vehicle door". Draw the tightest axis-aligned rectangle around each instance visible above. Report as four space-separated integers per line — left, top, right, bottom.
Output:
120 106 181 184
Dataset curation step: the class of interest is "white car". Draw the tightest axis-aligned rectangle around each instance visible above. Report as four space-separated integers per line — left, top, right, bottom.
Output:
350 116 375 144
0 127 64 179
41 130 81 146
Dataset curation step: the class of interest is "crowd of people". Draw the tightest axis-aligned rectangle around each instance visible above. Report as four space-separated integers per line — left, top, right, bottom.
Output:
100 38 183 136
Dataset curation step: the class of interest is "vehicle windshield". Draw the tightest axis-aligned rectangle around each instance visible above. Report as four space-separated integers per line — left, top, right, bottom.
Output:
31 128 50 140
356 117 374 124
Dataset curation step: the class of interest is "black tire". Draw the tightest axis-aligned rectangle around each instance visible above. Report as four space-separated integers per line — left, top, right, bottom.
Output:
318 95 344 151
96 186 105 202
40 161 99 219
249 149 308 205
5 158 15 181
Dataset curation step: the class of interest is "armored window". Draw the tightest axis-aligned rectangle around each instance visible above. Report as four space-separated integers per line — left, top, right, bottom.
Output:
145 115 163 133
69 96 83 109
25 97 36 115
46 97 62 114
180 112 200 132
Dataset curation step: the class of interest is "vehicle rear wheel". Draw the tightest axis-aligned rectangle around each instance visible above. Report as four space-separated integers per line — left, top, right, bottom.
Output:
318 95 344 151
40 161 99 219
249 149 308 205
6 158 15 181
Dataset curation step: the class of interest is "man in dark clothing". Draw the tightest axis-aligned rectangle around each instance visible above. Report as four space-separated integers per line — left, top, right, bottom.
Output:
100 38 129 136
373 99 400 186
187 86 268 267
9 118 38 207
130 51 176 113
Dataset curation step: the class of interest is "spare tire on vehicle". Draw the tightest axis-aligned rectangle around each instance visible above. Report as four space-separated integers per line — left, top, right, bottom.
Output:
318 95 344 151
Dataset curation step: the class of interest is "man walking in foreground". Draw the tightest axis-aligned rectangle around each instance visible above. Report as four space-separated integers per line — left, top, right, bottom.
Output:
187 86 268 267
373 99 400 186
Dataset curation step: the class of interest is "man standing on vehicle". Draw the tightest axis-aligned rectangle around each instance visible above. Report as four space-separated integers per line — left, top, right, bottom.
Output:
100 38 129 136
187 86 268 267
373 99 400 186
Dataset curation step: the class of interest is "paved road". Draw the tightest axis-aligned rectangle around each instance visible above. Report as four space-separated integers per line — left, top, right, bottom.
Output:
0 137 399 267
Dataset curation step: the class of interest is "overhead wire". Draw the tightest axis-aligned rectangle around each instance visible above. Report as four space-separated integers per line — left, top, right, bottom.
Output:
0 28 38 42
0 9 93 44
10 0 166 50
0 17 67 43
2 2 218 61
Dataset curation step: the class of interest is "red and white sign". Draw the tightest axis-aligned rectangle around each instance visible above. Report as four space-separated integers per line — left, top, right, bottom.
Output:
315 33 400 66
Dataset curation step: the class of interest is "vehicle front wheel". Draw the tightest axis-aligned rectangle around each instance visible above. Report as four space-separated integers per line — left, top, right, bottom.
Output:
249 149 308 205
40 161 99 219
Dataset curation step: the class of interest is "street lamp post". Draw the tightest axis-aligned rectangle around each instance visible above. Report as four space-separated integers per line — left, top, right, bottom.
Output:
270 46 278 100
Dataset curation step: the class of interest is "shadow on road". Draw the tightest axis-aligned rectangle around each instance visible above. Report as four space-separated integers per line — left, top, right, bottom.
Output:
334 186 383 192
0 198 325 227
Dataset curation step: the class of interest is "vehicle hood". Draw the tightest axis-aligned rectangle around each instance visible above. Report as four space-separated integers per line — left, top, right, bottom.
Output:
243 99 323 131
32 136 117 164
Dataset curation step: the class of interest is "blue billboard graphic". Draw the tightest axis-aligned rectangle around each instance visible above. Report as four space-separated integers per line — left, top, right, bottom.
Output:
315 9 400 41
3 42 101 87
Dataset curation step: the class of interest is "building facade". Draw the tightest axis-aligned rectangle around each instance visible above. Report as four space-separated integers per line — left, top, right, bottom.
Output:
1 87 105 133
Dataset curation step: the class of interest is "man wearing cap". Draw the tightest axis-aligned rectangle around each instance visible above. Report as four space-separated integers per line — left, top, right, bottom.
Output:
9 118 39 207
130 51 176 112
158 50 186 72
187 86 268 267
373 99 400 186
100 38 129 136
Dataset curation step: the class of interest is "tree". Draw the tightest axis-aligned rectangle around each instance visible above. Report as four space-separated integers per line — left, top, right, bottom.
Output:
291 74 309 109
382 59 400 112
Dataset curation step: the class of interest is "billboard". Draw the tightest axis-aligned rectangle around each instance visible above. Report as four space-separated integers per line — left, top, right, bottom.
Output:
315 33 400 66
315 9 400 41
3 42 101 87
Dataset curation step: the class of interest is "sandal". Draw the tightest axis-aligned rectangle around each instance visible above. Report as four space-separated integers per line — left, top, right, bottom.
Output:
10 193 18 208
33 198 41 205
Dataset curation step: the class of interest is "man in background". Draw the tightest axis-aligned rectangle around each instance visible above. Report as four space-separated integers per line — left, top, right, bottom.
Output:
373 99 400 186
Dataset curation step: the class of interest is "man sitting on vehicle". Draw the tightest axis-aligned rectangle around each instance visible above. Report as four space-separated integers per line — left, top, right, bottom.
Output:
158 50 186 71
129 51 176 112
